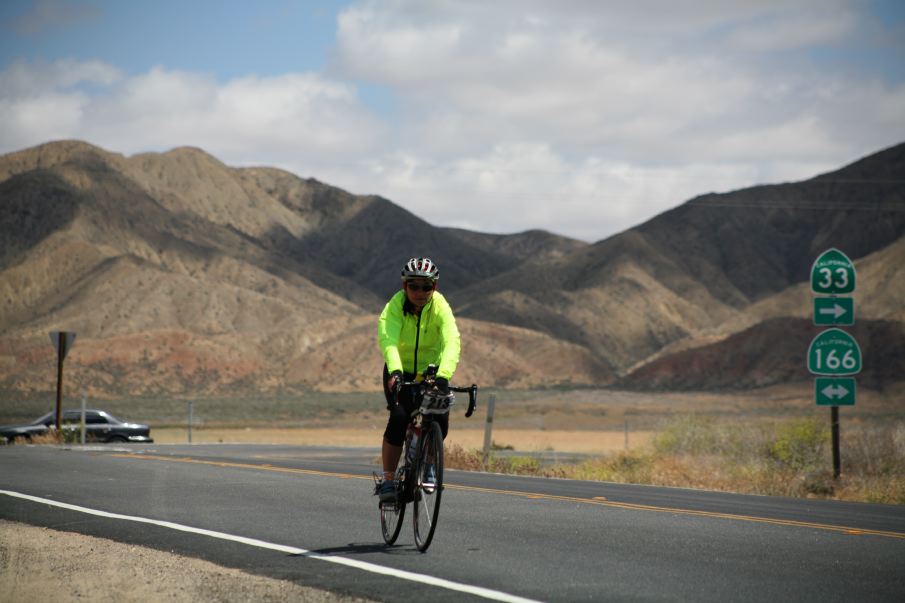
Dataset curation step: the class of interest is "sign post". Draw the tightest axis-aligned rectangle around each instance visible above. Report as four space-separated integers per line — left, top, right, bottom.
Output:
809 249 857 479
49 331 76 432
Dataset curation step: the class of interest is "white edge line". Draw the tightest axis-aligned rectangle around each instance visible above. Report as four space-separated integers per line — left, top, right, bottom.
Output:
0 489 542 603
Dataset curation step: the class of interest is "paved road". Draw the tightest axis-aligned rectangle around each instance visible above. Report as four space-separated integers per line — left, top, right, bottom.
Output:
2 443 903 602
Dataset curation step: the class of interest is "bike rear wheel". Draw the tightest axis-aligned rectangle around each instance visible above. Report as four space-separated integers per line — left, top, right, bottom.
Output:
380 450 408 544
413 421 444 552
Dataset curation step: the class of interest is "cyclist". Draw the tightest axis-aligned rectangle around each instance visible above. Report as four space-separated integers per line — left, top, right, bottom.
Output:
376 257 460 502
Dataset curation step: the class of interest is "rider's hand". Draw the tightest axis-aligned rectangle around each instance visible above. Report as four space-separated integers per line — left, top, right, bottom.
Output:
386 370 402 390
434 377 449 395
385 370 403 409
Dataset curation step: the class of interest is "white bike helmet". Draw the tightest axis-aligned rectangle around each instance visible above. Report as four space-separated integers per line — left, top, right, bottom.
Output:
401 257 440 281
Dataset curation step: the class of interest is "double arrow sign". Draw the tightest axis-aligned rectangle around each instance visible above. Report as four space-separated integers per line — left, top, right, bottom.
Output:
815 377 856 406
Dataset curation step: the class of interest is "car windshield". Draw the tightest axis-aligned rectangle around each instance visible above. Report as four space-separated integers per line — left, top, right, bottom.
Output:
32 412 55 425
31 411 125 425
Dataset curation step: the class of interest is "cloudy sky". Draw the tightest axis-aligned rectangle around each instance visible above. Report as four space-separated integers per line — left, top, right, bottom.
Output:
2 1 904 241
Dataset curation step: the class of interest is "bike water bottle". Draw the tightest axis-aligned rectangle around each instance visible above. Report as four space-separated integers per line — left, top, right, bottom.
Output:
407 426 420 462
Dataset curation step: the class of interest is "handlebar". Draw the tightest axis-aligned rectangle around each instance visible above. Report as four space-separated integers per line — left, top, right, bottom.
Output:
393 378 478 418
450 384 478 418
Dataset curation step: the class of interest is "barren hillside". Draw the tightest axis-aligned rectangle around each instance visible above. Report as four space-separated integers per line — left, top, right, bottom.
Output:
1 140 902 397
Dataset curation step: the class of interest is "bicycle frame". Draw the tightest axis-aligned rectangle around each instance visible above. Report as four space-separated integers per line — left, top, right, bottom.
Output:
379 373 478 551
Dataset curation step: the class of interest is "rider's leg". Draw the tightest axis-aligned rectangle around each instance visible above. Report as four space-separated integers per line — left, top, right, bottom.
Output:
381 364 406 481
382 388 409 482
382 439 402 481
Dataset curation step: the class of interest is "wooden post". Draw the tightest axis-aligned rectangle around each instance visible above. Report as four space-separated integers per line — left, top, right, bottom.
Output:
54 336 66 431
481 394 497 469
831 406 841 478
80 393 87 445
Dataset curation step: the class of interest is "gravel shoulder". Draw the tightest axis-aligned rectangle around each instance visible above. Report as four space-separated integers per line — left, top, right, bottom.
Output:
0 520 372 602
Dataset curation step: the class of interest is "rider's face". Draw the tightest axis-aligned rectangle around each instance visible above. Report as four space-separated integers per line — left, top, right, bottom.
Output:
404 279 435 309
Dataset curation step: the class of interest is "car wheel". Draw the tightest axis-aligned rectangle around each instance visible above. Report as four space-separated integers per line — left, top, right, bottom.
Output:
106 435 128 443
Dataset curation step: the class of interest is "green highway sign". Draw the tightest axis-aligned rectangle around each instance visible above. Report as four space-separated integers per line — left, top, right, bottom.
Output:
811 248 856 294
815 377 856 406
813 297 854 326
808 328 862 375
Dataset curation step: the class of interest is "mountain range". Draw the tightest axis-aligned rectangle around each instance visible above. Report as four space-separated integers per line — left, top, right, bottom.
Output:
1 140 903 398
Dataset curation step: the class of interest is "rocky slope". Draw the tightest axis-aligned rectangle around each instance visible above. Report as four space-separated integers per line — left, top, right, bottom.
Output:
1 140 902 397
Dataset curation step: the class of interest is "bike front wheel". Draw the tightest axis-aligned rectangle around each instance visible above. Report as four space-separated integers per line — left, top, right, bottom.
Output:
380 451 408 544
413 420 444 552
380 497 405 544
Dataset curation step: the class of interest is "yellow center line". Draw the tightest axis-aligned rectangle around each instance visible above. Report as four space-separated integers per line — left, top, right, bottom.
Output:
112 453 905 540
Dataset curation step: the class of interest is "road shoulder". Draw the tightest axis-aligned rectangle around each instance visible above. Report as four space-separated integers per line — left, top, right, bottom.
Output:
0 520 371 602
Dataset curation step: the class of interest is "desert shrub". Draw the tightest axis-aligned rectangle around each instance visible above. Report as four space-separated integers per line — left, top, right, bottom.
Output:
653 414 755 460
841 423 905 477
653 414 719 455
766 418 828 472
502 456 543 474
448 416 904 504
23 431 64 445
568 451 656 483
444 443 485 471
444 443 542 475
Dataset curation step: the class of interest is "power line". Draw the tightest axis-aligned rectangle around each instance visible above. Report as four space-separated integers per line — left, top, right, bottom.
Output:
688 200 905 211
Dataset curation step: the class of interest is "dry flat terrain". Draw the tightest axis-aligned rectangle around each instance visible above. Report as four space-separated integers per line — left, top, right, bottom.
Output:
152 426 655 453
0 521 370 603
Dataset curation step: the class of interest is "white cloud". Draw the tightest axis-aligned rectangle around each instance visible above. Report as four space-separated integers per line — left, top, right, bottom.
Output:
0 60 386 170
2 1 903 243
0 58 121 96
325 0 905 240
319 143 780 241
332 0 880 165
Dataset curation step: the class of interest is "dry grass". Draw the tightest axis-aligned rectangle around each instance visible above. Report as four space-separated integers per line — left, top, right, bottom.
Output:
151 427 653 453
9 432 64 445
6 386 901 505
445 416 905 505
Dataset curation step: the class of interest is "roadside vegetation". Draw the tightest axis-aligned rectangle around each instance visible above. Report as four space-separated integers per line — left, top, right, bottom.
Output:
5 389 902 504
446 415 905 505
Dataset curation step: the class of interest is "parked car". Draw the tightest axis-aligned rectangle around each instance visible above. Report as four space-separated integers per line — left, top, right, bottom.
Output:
0 409 153 444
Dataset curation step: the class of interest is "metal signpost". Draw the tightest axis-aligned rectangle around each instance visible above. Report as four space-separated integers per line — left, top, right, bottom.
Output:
49 331 77 431
808 249 857 478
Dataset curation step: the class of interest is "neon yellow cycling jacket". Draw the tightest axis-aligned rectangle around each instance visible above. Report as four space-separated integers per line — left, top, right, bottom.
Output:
377 290 461 380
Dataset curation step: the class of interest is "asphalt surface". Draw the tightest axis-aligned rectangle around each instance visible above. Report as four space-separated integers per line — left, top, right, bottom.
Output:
2 443 904 602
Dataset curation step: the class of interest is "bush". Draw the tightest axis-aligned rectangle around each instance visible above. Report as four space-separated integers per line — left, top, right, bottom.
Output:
447 417 905 504
653 414 718 455
766 418 828 472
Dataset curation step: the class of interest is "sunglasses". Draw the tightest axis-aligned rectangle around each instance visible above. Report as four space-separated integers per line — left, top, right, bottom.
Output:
406 282 435 292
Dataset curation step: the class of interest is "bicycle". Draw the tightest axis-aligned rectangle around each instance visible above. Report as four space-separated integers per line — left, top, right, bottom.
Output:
375 373 477 552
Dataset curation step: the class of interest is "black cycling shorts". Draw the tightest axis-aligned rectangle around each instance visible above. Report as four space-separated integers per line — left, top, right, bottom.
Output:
382 365 448 446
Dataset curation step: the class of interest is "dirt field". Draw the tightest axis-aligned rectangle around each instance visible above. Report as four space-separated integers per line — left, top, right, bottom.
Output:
152 427 654 453
0 520 371 602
